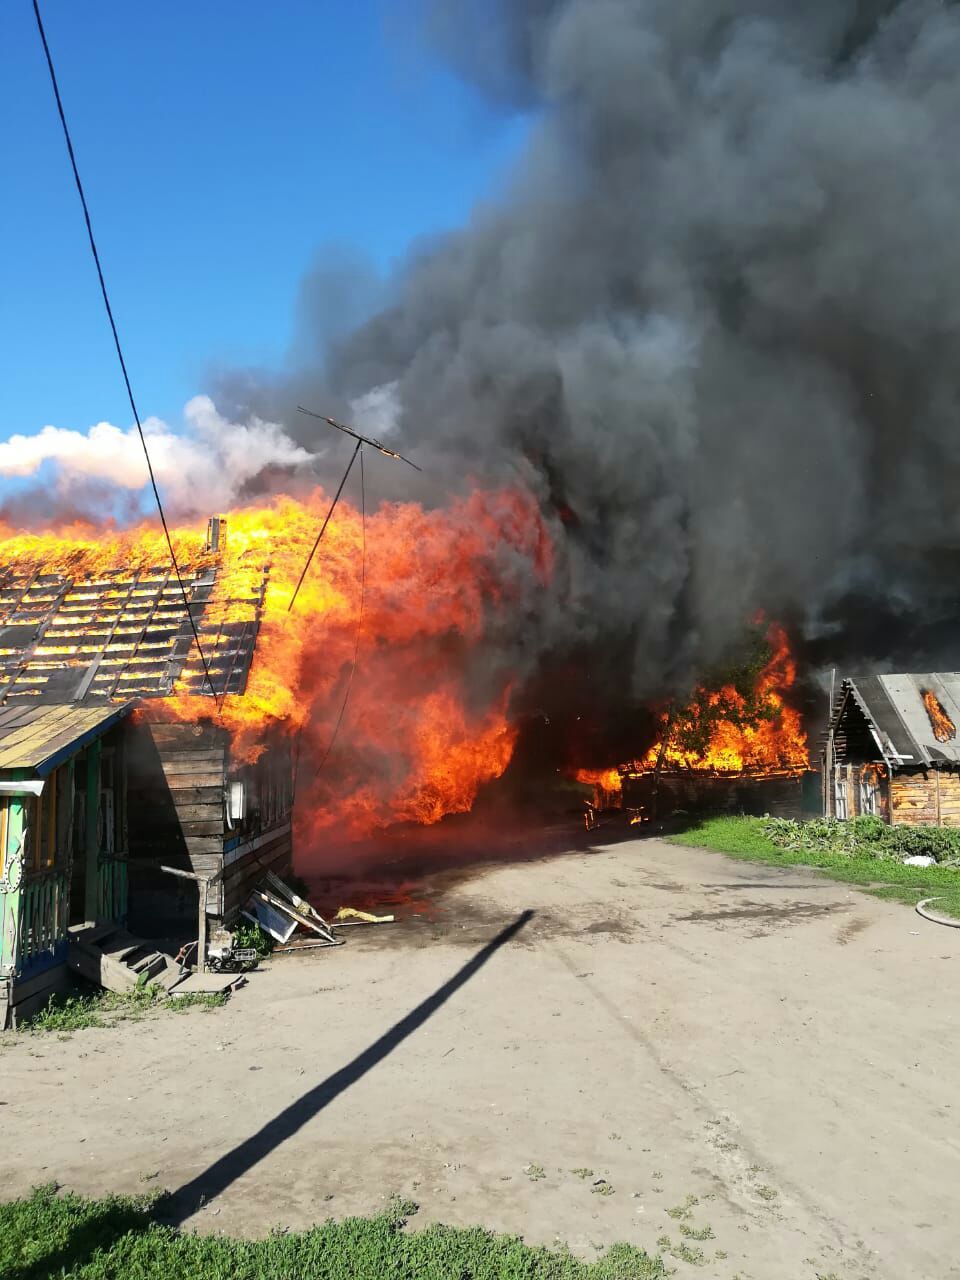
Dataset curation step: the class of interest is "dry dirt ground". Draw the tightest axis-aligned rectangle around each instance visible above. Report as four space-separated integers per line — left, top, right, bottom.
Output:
3 835 959 1280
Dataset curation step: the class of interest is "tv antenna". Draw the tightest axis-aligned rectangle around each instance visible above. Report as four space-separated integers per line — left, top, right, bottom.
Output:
286 406 421 613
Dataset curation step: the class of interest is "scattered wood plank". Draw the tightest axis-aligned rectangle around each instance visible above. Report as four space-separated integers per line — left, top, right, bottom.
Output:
264 871 334 930
253 887 337 942
272 936 343 954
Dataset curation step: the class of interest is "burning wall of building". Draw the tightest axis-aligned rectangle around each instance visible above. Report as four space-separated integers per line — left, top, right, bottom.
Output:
572 623 809 815
10 4 960 859
0 485 551 854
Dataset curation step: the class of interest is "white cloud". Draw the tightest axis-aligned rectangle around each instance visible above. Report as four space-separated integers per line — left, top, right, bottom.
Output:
0 397 314 515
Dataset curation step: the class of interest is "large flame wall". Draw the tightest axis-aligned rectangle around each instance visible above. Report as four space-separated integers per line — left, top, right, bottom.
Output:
0 486 551 849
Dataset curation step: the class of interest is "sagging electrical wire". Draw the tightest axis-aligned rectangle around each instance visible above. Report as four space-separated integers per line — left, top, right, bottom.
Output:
31 0 219 705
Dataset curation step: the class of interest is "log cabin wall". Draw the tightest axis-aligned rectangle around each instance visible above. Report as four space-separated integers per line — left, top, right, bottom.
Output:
936 770 960 827
890 768 960 827
890 771 937 825
125 716 228 933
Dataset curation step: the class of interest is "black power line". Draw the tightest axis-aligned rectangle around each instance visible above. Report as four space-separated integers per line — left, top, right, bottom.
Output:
31 0 218 703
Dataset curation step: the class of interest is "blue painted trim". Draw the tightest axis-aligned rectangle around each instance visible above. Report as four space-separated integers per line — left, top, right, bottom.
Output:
18 937 69 980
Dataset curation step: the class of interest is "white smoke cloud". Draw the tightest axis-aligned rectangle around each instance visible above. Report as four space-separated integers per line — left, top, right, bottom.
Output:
0 396 314 516
350 381 400 439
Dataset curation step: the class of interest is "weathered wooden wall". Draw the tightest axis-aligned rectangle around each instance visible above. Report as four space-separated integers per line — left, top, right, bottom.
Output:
832 763 891 822
222 820 293 922
220 732 294 921
623 771 810 819
125 716 227 932
890 768 960 827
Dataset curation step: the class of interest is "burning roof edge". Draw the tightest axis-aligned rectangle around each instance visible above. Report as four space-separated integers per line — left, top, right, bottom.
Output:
835 673 960 768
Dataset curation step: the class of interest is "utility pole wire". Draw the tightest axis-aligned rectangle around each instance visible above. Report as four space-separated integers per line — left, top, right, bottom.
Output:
287 440 362 614
32 0 218 704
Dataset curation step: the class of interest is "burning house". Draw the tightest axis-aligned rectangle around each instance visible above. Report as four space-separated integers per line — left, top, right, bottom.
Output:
0 518 293 1026
0 484 549 1024
575 624 814 823
824 675 960 826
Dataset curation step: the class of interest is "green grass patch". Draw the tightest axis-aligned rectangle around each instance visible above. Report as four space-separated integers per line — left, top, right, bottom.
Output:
668 816 960 918
21 981 225 1035
0 1185 666 1280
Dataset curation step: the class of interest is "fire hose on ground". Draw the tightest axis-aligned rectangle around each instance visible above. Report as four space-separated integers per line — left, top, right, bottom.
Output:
915 898 960 929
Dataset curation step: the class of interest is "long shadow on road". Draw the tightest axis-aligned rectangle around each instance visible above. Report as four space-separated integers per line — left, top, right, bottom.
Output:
167 908 535 1224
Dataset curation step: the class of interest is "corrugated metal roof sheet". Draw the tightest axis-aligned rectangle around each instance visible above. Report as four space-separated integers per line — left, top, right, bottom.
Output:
0 702 132 775
842 673 960 768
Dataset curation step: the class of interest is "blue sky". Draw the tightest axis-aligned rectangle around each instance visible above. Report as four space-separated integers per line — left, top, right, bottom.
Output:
0 2 529 439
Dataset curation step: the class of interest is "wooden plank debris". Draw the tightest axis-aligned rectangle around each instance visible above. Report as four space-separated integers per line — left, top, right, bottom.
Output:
264 870 330 925
272 936 343 954
251 887 338 942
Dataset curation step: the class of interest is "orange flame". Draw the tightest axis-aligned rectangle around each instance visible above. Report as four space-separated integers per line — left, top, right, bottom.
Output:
630 623 808 775
574 766 623 810
628 623 808 775
922 689 956 743
574 767 622 793
0 486 551 843
580 623 808 794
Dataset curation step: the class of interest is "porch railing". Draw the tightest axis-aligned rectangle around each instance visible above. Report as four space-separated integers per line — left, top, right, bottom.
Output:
18 871 68 975
97 855 128 925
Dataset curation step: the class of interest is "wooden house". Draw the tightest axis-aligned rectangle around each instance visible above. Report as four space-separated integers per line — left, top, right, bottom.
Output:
0 523 294 1025
0 702 132 1026
824 674 960 825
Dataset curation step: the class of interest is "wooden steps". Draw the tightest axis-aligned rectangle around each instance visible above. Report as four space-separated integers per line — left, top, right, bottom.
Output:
68 924 179 994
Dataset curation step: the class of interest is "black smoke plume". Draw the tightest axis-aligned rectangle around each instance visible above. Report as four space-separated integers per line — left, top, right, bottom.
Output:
219 0 960 727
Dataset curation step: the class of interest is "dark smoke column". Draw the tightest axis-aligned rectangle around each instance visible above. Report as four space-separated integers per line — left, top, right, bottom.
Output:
258 1 960 697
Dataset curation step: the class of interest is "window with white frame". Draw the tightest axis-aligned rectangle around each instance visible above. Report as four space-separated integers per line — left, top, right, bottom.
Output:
858 773 880 816
834 774 848 820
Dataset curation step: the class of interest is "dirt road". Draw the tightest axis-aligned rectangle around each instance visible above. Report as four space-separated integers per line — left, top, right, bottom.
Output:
3 836 958 1278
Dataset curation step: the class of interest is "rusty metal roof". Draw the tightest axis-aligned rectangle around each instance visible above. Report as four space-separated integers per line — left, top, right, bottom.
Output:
0 562 266 704
0 701 132 775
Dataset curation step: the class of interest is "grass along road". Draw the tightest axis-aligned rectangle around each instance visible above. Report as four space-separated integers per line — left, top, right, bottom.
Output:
668 815 960 919
1 1185 665 1280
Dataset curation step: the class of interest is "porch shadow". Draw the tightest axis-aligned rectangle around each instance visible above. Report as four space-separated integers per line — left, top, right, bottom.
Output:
166 908 534 1224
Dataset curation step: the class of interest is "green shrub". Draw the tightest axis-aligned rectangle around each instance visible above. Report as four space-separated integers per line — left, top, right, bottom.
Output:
850 815 887 843
232 919 275 957
760 815 960 864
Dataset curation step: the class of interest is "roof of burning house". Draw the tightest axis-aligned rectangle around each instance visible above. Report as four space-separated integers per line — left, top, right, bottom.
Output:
839 673 960 768
0 701 131 775
0 562 265 705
